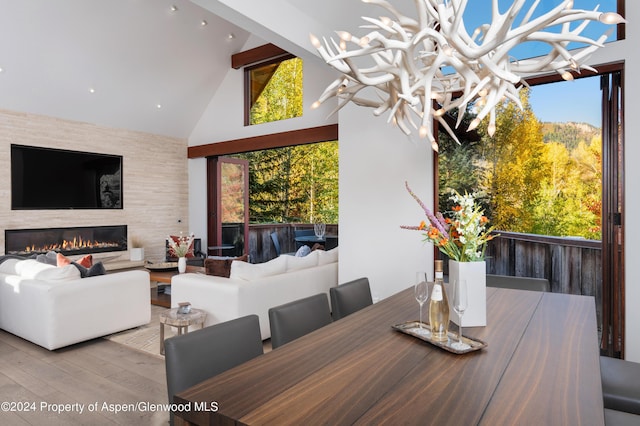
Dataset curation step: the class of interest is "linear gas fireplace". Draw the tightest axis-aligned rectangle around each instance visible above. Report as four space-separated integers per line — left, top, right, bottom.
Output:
5 225 127 257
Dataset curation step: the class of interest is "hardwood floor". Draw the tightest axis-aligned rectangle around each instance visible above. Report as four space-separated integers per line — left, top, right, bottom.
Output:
0 330 168 425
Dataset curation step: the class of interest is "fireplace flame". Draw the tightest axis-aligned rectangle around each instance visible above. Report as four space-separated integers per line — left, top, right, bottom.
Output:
23 236 121 254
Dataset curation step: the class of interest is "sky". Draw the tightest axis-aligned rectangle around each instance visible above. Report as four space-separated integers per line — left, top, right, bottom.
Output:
529 76 601 127
461 0 618 128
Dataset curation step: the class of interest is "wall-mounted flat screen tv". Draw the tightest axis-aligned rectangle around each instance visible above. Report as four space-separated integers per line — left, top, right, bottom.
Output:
11 144 123 210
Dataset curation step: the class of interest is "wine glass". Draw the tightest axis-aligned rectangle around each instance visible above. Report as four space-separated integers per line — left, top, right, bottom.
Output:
314 222 326 239
414 272 429 335
451 279 470 350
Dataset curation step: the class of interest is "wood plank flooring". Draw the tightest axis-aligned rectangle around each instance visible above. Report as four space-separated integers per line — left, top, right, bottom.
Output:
0 329 168 425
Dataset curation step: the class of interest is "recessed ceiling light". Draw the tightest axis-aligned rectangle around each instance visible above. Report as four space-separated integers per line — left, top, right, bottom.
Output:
156 104 162 109
201 20 208 26
88 88 95 94
227 33 235 40
170 5 178 12
0 67 4 73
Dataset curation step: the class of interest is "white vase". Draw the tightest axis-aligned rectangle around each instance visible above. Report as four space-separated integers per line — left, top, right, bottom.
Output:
178 257 187 273
130 247 144 261
449 259 486 327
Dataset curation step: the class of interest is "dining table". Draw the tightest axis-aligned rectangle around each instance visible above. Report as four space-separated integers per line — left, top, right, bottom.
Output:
173 285 604 425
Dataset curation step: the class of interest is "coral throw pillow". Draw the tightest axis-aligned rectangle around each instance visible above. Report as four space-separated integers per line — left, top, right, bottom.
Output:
57 253 93 268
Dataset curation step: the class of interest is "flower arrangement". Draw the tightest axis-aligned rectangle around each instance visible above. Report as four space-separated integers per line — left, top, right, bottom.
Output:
401 182 496 262
167 232 195 258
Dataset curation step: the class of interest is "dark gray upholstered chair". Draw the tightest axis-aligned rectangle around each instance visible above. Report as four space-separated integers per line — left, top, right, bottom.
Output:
330 277 373 320
601 356 640 415
269 293 332 349
486 274 550 292
605 408 640 425
164 315 263 425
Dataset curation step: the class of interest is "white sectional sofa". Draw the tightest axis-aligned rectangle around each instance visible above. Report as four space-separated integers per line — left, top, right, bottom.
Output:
171 247 339 339
0 258 151 350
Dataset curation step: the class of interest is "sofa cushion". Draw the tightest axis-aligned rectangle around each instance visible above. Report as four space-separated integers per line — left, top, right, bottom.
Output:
287 250 320 271
15 259 81 281
317 246 339 265
0 258 21 275
230 255 287 281
205 254 249 278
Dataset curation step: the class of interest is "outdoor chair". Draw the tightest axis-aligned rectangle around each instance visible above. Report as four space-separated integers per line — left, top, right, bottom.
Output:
269 293 332 349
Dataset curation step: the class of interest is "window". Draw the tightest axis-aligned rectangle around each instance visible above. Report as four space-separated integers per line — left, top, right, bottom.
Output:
232 141 339 224
245 56 303 125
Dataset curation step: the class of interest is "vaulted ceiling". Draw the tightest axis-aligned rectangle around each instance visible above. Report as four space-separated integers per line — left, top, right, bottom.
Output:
0 0 392 139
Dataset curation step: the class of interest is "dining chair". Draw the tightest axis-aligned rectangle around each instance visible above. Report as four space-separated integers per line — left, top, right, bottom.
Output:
269 293 332 349
164 314 263 425
600 356 640 415
604 408 640 425
330 277 373 320
486 274 550 292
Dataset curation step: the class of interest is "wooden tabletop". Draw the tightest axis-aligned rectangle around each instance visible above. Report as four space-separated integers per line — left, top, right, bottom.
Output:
174 286 603 425
147 265 204 284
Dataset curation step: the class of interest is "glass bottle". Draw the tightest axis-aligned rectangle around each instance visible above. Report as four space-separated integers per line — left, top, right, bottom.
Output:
429 260 450 341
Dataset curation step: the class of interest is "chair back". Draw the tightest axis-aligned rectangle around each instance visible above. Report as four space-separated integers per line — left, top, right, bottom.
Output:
270 232 282 256
330 277 373 320
486 274 550 292
164 315 263 424
269 293 332 349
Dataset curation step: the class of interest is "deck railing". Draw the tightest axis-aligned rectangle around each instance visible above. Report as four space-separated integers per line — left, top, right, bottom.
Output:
247 223 339 264
484 231 602 332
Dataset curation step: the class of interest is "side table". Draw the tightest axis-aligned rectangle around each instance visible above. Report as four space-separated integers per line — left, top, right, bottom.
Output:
159 308 207 355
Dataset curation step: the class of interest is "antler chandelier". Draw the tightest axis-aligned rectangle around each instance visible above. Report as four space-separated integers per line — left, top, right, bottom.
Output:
310 0 624 150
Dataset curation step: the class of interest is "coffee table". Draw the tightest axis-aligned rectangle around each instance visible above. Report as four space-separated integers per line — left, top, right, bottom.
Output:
148 265 204 307
159 307 207 355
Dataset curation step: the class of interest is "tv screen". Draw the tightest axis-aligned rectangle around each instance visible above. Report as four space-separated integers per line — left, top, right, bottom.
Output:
11 144 123 210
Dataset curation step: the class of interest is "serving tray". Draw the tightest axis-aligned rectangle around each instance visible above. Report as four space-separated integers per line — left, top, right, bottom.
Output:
392 321 487 354
145 262 178 272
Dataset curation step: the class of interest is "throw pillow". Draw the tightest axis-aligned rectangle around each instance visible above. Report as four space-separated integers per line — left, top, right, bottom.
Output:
72 261 106 278
295 245 311 257
57 253 93 268
205 254 249 278
36 251 58 266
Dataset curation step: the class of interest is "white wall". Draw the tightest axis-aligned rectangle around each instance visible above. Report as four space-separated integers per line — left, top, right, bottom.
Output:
338 105 435 301
619 3 639 362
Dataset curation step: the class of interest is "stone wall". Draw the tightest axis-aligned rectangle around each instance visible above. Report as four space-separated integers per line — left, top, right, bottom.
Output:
0 109 188 262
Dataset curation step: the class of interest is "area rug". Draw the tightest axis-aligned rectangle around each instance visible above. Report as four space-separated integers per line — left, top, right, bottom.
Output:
104 305 273 357
103 304 174 359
